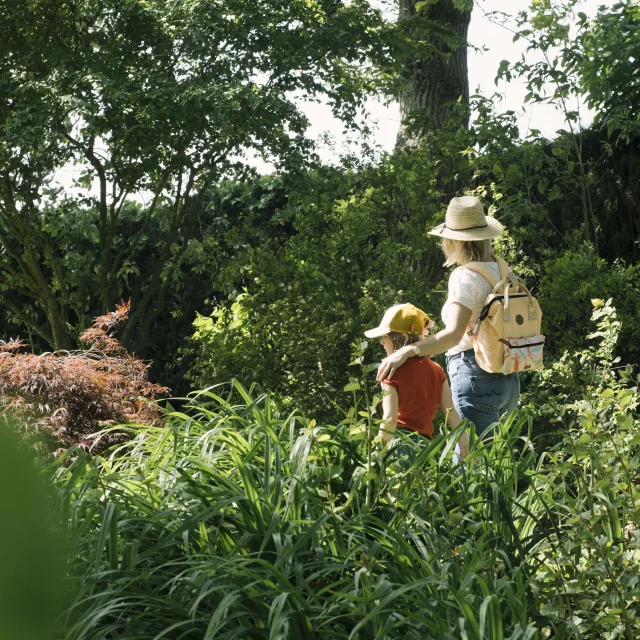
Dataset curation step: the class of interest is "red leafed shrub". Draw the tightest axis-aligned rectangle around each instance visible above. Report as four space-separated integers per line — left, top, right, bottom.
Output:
0 302 168 451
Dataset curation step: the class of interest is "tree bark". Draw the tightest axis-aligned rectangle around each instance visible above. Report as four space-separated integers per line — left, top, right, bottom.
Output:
0 174 74 351
396 0 472 150
22 245 73 351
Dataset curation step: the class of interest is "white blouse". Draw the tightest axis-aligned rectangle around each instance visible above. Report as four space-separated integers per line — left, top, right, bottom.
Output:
441 262 501 356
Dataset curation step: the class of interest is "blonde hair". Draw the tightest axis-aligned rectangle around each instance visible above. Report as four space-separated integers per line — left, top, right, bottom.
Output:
441 238 494 266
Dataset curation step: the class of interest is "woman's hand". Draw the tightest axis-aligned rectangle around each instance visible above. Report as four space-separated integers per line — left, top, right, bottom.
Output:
377 347 410 382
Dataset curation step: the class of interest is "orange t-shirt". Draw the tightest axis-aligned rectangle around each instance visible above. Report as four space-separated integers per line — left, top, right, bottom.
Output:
383 357 446 437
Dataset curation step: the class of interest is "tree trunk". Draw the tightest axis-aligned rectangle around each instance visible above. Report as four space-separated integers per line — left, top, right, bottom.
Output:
22 246 73 351
396 0 472 150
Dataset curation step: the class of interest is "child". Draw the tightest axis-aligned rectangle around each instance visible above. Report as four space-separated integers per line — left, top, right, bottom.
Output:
365 303 469 459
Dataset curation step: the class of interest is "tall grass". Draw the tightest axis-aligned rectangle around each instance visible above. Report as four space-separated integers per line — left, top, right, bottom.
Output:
55 375 640 639
55 381 540 639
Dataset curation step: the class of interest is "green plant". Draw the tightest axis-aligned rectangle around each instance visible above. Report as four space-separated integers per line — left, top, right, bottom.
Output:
185 151 452 420
520 300 640 638
56 302 640 639
523 296 640 444
57 378 546 639
0 416 65 639
536 247 640 362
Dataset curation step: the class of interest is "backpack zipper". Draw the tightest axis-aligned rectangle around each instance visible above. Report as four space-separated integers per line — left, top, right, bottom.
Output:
499 338 545 348
478 294 531 323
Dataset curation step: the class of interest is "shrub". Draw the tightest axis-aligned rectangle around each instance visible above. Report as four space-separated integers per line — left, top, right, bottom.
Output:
185 153 452 420
520 299 640 636
58 382 541 639
0 302 167 451
536 245 640 362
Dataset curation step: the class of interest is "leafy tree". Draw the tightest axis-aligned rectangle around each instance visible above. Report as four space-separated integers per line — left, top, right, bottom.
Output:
0 0 396 351
561 1 640 143
495 0 640 258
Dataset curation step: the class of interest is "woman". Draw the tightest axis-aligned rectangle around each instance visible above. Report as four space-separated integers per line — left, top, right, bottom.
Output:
376 196 520 438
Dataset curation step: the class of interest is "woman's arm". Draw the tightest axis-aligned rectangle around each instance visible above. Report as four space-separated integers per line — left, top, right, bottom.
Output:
377 302 471 382
439 379 469 459
378 382 398 443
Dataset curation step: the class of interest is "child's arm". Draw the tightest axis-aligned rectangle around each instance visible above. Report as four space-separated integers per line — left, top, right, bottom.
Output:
378 382 398 443
439 380 469 459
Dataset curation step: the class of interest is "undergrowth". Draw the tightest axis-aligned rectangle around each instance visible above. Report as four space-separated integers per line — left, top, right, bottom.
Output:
54 302 640 639
0 298 618 639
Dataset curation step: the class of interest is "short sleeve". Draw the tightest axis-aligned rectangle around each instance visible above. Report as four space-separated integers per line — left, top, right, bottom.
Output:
382 377 398 390
448 268 487 312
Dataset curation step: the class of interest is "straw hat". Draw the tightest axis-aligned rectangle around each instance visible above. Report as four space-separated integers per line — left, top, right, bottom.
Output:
429 196 504 241
364 303 436 339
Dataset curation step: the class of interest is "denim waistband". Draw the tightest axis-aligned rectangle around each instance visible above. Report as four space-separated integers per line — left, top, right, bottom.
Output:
445 348 474 365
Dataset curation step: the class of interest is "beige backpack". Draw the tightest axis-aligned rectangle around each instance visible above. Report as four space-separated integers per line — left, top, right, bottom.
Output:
459 257 545 374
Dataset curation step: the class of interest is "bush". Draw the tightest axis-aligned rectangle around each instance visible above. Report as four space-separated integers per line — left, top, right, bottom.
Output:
53 299 640 639
58 325 640 638
520 299 640 635
536 245 640 363
184 117 640 421
58 381 542 639
0 302 167 452
185 153 454 420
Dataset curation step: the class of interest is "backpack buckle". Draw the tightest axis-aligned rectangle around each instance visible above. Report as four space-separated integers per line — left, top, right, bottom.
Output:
504 312 510 322
529 311 537 320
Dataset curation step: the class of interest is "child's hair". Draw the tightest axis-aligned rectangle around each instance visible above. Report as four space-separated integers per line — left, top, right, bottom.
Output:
388 332 421 351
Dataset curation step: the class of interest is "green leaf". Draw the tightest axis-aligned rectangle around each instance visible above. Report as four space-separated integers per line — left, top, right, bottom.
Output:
452 0 474 11
496 59 511 84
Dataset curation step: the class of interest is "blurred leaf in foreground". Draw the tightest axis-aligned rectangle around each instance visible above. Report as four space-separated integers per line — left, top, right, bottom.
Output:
0 417 64 640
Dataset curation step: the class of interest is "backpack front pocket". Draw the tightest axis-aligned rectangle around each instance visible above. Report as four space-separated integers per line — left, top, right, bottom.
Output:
500 335 545 375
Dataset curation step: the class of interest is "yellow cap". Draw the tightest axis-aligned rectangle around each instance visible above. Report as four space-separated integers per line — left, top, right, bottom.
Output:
364 303 435 338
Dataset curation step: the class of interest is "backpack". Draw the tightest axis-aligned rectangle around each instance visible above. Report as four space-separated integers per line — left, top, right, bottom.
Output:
459 257 545 375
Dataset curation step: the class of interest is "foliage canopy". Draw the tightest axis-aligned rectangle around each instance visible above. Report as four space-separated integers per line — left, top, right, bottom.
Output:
0 0 397 352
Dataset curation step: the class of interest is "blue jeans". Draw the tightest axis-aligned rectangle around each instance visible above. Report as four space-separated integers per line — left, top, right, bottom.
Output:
446 349 520 438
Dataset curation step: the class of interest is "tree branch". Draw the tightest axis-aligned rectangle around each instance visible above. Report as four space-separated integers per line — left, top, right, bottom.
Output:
109 167 171 284
0 296 55 346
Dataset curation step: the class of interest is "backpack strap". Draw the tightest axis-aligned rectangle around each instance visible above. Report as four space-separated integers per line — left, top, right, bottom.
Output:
456 261 501 288
494 256 512 283
456 258 510 292
464 257 521 295
459 258 518 337
454 261 498 338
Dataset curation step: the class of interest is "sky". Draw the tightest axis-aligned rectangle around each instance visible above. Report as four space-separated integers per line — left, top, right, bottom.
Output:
300 0 608 166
